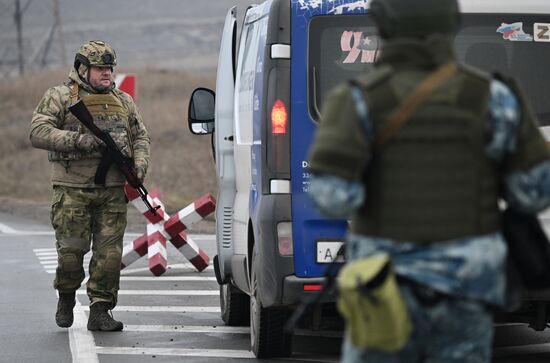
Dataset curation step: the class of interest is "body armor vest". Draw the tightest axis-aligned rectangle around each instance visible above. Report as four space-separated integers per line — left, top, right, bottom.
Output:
352 66 500 243
48 84 132 162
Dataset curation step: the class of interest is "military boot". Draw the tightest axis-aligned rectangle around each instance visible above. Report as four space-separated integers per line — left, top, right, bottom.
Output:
87 302 123 331
56 292 76 328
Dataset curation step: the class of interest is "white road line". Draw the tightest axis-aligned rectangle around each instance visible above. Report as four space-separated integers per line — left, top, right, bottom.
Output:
37 256 57 261
122 325 342 338
493 323 527 327
69 299 99 363
36 252 57 256
96 347 338 362
79 276 216 283
77 306 221 313
121 263 213 275
119 276 216 282
96 347 255 359
493 342 550 357
76 290 218 296
123 325 249 334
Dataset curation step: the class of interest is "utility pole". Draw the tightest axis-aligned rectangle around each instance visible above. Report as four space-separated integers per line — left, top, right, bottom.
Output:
41 0 67 67
14 0 23 75
13 0 33 76
54 0 67 66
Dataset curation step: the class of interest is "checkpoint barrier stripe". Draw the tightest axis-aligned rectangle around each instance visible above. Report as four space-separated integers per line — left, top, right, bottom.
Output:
171 232 209 272
123 183 214 274
120 190 164 269
147 225 167 276
164 194 216 237
121 234 147 268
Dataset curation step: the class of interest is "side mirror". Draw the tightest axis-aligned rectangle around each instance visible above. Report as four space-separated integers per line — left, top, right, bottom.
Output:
188 87 215 135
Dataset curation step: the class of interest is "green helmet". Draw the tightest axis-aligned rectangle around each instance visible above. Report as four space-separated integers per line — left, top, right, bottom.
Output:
73 40 117 70
369 0 460 39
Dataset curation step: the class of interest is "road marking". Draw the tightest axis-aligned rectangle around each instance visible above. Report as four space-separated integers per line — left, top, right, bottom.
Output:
122 325 342 338
124 325 249 334
69 298 99 363
33 248 57 252
119 276 216 282
121 263 213 275
96 346 338 362
77 305 221 313
76 290 218 296
37 256 57 261
96 346 256 359
493 323 527 327
494 342 550 357
36 252 57 256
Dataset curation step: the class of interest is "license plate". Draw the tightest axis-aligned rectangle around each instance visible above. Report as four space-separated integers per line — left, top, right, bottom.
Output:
317 241 345 263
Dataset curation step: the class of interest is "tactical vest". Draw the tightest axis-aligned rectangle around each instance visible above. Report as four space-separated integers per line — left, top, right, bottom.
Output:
48 83 134 188
352 65 500 243
48 83 133 162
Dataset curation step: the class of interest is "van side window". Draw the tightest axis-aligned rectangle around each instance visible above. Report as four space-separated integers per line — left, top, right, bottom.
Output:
308 15 378 121
455 14 550 127
235 16 268 144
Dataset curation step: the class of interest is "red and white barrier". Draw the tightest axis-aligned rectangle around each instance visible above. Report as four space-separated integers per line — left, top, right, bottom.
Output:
147 223 168 276
122 183 215 274
115 73 137 101
121 234 147 269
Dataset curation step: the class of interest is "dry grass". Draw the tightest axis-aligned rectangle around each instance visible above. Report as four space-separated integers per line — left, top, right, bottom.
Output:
0 67 217 226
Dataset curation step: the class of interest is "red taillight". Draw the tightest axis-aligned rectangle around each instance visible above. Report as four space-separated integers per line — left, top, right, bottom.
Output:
303 284 323 292
271 99 287 134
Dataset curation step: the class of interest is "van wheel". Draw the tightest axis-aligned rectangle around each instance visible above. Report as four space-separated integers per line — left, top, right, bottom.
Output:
220 282 250 326
250 246 292 358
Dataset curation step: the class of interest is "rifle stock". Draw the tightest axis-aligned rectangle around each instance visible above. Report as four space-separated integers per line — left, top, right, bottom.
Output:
68 100 159 215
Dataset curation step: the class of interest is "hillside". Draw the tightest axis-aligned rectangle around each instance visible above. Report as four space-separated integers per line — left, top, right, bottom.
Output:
0 68 217 232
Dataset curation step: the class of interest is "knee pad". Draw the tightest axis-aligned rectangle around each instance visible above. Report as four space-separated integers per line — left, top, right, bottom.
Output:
103 248 122 272
58 252 82 272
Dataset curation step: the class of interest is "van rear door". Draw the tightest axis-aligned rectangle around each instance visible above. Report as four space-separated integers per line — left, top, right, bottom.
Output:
291 6 377 278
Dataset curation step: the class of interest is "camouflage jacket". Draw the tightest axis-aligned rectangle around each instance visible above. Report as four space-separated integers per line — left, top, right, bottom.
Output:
29 68 150 188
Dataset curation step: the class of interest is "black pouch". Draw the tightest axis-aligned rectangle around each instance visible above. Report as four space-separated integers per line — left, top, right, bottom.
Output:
502 208 550 289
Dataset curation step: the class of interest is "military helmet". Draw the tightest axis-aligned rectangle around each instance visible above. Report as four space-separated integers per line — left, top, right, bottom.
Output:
74 40 117 70
369 0 460 39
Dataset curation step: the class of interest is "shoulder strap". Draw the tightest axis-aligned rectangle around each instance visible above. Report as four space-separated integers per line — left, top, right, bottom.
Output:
69 83 79 105
376 62 458 148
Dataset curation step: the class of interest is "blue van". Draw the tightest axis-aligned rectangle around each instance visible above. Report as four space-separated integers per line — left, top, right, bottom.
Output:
188 0 375 357
188 0 550 357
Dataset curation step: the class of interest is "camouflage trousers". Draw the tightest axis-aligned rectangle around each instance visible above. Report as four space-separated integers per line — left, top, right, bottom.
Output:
51 185 127 307
341 283 493 363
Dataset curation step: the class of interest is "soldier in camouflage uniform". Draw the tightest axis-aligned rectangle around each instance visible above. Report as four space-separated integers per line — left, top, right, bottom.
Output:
308 0 550 362
29 40 150 331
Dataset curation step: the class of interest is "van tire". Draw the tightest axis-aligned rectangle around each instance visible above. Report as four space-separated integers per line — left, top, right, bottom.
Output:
220 282 250 326
250 246 292 358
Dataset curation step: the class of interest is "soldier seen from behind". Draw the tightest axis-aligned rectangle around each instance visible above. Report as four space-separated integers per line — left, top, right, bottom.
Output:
29 40 150 331
307 0 550 362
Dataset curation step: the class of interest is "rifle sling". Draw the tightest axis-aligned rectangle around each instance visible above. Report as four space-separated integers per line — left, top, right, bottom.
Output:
94 152 114 185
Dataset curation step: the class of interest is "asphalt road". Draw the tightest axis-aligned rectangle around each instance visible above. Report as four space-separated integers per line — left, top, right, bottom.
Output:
1 211 550 363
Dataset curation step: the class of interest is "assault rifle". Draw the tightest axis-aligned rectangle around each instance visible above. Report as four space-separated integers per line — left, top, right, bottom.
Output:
68 100 160 215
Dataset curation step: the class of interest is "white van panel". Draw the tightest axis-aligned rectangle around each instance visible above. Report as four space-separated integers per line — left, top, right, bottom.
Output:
233 12 269 255
459 0 549 14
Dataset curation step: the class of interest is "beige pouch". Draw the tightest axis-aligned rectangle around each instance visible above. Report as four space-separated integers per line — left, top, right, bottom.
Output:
337 254 412 352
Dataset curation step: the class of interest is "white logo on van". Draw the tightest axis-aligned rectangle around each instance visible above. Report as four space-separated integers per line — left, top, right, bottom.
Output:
341 31 378 64
496 22 533 42
534 23 550 42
